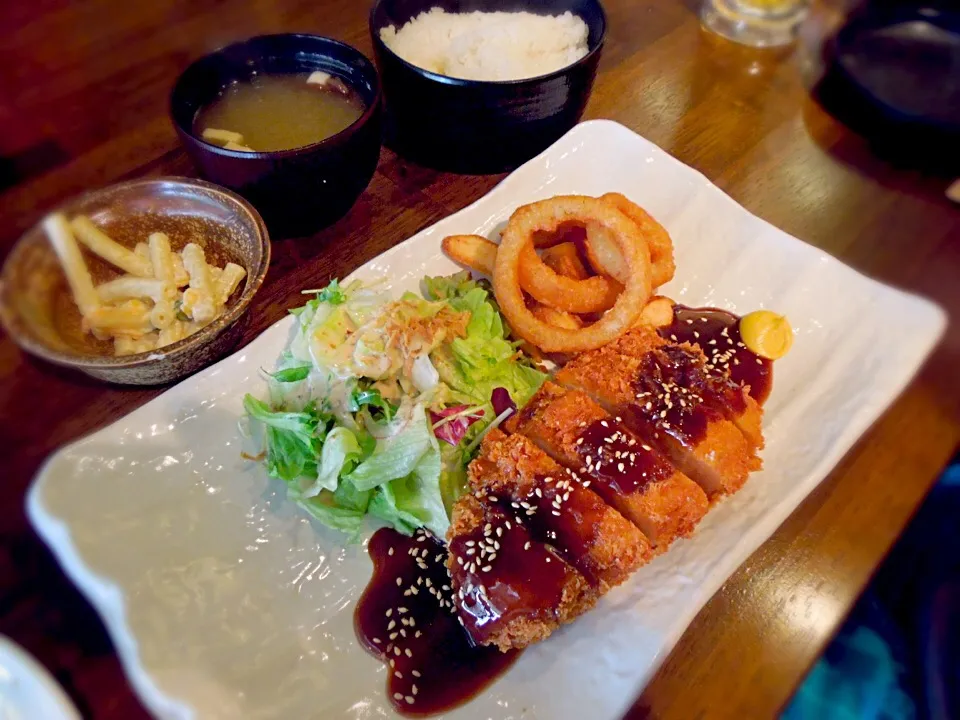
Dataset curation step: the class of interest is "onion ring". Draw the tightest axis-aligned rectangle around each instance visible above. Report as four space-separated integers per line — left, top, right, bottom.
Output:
585 193 675 288
518 241 623 313
494 196 652 353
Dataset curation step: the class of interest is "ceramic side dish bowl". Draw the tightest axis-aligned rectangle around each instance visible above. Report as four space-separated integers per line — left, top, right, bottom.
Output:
0 177 270 385
370 0 606 173
170 34 383 238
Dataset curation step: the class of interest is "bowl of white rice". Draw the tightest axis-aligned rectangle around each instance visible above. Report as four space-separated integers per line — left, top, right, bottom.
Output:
370 0 606 173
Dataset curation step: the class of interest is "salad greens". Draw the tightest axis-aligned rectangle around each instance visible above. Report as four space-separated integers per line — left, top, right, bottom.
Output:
243 272 545 540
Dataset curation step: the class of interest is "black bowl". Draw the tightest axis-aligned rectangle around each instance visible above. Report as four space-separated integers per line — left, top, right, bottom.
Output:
370 0 606 174
170 34 383 239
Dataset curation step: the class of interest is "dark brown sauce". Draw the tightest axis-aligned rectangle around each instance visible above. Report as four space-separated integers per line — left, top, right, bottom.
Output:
660 306 773 405
574 418 673 497
355 528 518 717
448 503 575 644
500 471 606 586
629 345 723 446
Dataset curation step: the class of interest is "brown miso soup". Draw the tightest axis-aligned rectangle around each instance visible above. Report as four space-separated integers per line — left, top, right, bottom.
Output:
194 72 365 152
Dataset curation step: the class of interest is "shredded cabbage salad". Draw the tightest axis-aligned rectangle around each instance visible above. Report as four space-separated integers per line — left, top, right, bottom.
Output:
242 272 546 539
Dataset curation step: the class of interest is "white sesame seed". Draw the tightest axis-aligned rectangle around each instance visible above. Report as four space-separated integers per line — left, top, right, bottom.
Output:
388 547 394 556
412 670 421 678
405 695 414 704
524 541 531 550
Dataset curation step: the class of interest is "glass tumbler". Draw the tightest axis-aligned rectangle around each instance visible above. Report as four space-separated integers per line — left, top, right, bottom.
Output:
701 0 809 47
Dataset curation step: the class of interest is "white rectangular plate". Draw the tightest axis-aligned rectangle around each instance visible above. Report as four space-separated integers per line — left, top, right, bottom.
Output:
29 120 946 720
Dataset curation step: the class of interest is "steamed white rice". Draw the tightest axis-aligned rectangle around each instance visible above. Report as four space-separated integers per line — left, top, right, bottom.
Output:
379 8 589 82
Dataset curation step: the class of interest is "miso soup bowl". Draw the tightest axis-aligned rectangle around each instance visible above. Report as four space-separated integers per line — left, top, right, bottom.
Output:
171 34 383 239
370 0 606 174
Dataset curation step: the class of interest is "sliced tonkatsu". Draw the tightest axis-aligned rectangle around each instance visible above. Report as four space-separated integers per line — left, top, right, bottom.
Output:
556 327 761 498
446 493 595 652
615 330 765 449
470 429 652 590
505 381 709 549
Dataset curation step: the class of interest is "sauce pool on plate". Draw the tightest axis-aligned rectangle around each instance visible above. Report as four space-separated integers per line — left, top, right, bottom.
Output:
194 72 365 153
355 528 519 717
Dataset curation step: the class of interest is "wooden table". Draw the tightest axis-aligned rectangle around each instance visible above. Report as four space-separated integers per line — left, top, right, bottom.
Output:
1 1 958 718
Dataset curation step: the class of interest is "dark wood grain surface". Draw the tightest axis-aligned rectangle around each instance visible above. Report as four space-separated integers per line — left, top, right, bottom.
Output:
2 1 958 718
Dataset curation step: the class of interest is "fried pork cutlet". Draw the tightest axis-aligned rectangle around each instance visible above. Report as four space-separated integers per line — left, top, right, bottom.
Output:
556 327 761 498
470 429 652 590
608 327 764 449
506 382 709 549
615 329 765 449
446 493 595 651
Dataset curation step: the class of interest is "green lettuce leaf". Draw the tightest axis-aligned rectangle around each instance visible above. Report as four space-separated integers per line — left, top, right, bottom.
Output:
439 443 469 518
425 274 546 408
243 395 328 482
302 426 361 497
423 271 484 302
316 278 346 305
369 444 448 537
270 365 311 383
296 477 372 540
348 386 396 422
346 404 434 492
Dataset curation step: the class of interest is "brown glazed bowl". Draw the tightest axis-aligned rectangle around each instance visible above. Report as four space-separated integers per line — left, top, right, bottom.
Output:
170 34 383 239
0 177 270 385
370 0 606 173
